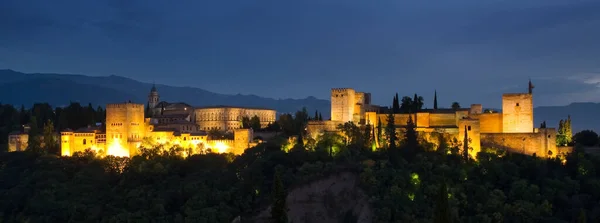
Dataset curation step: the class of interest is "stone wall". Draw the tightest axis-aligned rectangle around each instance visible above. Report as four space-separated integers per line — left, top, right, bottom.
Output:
479 113 503 133
481 129 557 157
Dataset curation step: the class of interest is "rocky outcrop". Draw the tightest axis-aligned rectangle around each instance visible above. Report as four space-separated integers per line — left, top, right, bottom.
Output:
251 172 372 223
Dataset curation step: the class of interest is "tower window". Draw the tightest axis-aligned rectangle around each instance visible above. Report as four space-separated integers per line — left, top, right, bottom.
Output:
83 139 87 145
467 126 471 131
516 103 520 106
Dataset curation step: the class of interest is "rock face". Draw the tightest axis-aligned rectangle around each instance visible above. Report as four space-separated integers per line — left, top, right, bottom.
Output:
252 172 372 223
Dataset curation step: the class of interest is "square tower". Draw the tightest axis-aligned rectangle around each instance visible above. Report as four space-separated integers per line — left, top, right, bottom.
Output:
331 88 356 123
502 93 533 133
106 103 145 156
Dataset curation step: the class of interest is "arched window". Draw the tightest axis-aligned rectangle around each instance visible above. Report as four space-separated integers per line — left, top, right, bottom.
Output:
83 139 87 145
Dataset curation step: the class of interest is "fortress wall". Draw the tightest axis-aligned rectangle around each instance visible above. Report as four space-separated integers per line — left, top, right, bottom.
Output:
481 131 556 157
416 112 430 127
429 113 456 127
455 111 469 126
479 113 503 133
458 119 481 157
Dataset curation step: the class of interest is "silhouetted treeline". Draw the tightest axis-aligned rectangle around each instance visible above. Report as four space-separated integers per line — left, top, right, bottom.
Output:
0 102 105 150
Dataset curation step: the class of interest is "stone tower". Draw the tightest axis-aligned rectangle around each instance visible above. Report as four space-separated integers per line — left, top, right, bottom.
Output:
148 84 160 114
331 88 356 123
502 81 534 133
106 103 145 157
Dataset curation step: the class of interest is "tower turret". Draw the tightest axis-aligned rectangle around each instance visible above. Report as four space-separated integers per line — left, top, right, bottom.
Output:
148 83 160 111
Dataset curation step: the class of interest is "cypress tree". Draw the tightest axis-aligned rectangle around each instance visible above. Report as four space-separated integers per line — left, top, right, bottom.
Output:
385 111 397 149
566 115 573 145
393 93 400 114
404 113 418 154
433 182 451 223
463 126 469 161
413 93 419 112
377 117 383 145
318 112 323 121
271 171 288 223
314 110 319 120
434 90 438 110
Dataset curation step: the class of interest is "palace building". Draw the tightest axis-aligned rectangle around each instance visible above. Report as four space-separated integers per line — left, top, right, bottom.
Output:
56 85 276 157
308 80 568 159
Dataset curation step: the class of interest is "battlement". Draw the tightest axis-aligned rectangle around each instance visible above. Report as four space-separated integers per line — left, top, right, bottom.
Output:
106 103 144 109
503 93 532 97
331 88 355 93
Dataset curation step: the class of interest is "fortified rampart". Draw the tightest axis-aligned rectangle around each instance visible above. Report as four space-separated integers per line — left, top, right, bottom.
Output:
481 128 557 157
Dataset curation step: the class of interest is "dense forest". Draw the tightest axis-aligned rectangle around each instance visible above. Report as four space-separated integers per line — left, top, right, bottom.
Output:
1 103 600 222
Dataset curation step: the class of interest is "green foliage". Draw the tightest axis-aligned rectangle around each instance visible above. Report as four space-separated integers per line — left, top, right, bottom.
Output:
385 111 397 149
573 130 599 147
433 182 451 223
451 102 460 110
270 170 288 223
557 117 574 146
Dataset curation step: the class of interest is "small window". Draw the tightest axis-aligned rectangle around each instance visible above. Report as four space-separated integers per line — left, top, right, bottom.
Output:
467 126 471 131
83 139 87 145
548 135 551 138
516 103 520 106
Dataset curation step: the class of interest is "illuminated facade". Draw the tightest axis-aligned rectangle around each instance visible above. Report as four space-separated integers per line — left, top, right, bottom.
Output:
60 104 257 157
194 106 276 131
309 80 564 159
58 84 268 157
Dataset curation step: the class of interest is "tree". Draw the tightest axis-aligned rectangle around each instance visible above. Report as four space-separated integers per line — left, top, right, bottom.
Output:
400 96 414 113
565 115 573 145
364 124 372 149
451 102 460 110
403 114 419 155
318 112 323 121
43 119 58 155
433 182 451 223
463 126 470 161
557 118 572 146
377 117 383 146
385 111 397 149
271 171 288 223
413 94 424 111
393 93 400 113
433 90 438 110
337 122 362 146
250 115 261 130
314 110 319 120
573 130 598 147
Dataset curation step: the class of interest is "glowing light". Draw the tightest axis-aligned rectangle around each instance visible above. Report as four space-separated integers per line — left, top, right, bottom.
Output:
213 142 229 153
107 138 129 157
411 173 420 186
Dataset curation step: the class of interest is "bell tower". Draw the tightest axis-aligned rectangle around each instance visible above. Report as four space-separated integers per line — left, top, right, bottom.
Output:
148 83 160 112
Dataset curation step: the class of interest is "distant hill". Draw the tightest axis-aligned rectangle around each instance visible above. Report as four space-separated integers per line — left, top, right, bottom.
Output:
0 69 597 133
534 102 600 133
0 69 330 116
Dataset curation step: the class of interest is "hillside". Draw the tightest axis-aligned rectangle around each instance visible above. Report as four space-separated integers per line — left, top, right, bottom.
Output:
0 69 330 115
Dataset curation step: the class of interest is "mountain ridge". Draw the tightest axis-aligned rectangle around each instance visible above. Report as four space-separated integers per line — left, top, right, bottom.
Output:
0 69 597 132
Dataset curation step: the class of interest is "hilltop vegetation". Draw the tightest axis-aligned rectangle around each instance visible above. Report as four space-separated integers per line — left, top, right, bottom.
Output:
1 110 600 222
3 104 600 222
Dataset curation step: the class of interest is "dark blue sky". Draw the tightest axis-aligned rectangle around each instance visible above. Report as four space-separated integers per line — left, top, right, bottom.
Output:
1 0 600 108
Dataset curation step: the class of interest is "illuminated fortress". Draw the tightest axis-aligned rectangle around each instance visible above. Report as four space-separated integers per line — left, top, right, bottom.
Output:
309 81 566 159
59 85 275 157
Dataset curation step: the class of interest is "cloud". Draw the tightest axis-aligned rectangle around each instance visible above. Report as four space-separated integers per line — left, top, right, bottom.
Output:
1 0 600 108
